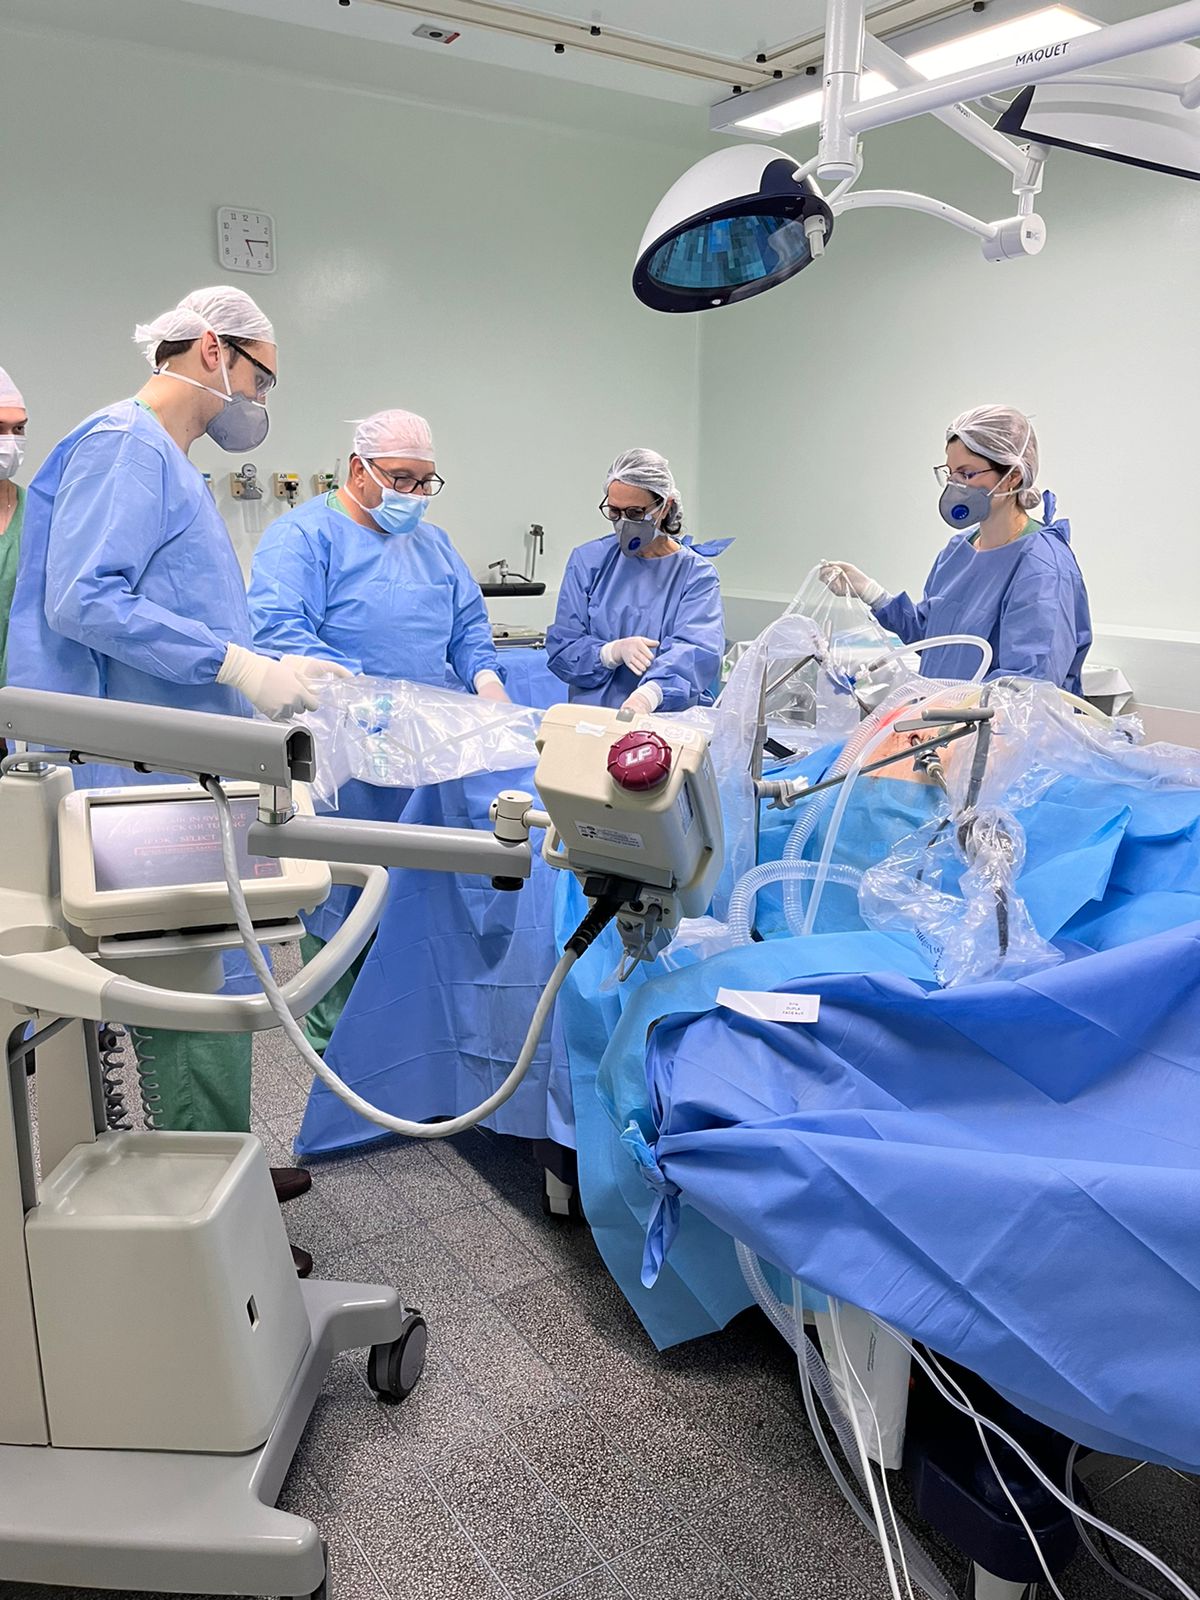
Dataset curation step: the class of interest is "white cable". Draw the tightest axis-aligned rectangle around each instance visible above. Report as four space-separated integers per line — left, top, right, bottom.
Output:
824 1301 906 1600
828 1301 915 1600
883 1329 1200 1600
925 1348 1067 1600
1066 1444 1170 1600
207 777 576 1140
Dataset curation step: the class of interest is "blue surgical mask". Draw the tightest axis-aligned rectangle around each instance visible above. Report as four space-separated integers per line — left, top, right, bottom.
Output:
362 462 428 536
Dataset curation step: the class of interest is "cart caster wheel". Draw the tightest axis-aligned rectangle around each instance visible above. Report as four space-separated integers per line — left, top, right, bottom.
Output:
367 1312 427 1403
542 1168 582 1220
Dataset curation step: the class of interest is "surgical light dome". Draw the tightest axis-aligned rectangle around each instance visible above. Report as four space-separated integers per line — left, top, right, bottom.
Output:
632 145 834 313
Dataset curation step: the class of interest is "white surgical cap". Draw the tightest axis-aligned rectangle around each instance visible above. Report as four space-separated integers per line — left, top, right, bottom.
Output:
352 409 436 464
133 286 276 366
0 367 25 411
605 447 684 533
948 405 1041 511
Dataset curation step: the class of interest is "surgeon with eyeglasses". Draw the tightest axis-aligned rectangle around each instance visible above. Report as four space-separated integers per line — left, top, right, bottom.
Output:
823 405 1092 692
248 407 507 1052
546 447 726 713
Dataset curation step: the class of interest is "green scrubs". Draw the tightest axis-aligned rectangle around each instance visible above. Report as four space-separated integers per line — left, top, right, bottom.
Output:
298 933 372 1055
0 484 24 686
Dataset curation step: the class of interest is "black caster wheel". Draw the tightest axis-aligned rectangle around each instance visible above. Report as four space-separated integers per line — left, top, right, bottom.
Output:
367 1311 427 1403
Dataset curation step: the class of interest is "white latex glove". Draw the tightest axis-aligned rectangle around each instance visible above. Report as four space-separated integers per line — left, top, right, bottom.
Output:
217 643 351 720
819 561 885 607
474 671 510 704
622 682 663 715
601 636 660 676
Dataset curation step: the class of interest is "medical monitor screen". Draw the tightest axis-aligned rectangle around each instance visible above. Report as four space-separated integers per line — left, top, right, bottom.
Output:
647 213 811 293
91 796 283 893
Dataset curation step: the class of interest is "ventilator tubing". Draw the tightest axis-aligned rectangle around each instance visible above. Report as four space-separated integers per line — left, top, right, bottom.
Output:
802 679 980 936
726 859 863 946
865 634 992 683
777 662 978 936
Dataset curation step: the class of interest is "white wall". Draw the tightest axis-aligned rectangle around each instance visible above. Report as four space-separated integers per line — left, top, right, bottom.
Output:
0 8 702 621
5 4 1200 712
696 113 1200 704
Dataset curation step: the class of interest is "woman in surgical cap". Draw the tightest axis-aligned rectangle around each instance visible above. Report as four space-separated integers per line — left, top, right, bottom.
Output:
0 366 27 691
824 405 1092 692
546 448 726 713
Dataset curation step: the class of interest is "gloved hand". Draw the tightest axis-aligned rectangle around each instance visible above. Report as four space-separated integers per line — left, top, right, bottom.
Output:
217 643 351 720
474 672 511 704
601 636 660 676
621 683 663 715
820 561 885 607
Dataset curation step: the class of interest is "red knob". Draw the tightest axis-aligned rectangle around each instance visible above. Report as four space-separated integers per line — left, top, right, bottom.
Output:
607 730 673 792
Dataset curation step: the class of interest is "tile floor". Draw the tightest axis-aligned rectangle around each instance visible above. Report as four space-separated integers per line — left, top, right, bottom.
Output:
6 951 1198 1600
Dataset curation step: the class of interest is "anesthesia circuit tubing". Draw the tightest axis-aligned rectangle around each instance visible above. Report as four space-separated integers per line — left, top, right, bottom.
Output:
208 777 582 1140
777 678 976 935
737 717 985 944
801 686 983 936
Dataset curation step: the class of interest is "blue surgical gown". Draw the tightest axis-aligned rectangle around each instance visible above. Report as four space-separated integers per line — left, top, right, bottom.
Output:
7 399 253 787
247 492 502 941
873 494 1091 691
545 535 724 711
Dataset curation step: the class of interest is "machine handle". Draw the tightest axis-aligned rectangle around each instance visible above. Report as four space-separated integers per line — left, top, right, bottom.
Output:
101 861 388 1032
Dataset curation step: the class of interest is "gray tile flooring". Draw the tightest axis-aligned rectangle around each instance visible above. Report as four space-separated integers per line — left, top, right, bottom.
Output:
6 953 1199 1600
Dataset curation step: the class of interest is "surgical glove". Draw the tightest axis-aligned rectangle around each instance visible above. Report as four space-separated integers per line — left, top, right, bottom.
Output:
217 643 351 720
474 671 510 703
622 682 663 715
820 561 885 607
601 636 660 676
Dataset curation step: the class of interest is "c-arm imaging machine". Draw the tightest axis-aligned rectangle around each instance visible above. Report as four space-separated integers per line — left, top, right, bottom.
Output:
0 686 723 1598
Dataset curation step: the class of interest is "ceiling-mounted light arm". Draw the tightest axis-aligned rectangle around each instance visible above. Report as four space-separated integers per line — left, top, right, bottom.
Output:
1013 141 1049 214
832 188 998 239
831 187 1048 259
861 31 1032 177
840 0 1200 135
818 0 868 180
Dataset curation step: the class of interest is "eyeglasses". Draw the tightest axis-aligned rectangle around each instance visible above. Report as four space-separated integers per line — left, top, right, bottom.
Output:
599 498 661 523
223 339 277 399
371 466 445 496
933 464 999 488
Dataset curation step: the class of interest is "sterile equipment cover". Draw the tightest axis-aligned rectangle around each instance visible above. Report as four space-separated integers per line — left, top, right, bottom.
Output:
302 673 542 805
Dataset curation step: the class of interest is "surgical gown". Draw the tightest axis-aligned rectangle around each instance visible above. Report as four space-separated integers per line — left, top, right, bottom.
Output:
546 536 724 711
247 492 501 943
873 494 1091 691
6 399 257 1132
8 400 252 747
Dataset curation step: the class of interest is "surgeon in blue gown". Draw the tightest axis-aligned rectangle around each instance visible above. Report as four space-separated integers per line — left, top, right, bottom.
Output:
546 447 725 713
824 405 1091 691
6 286 343 1271
248 407 507 1051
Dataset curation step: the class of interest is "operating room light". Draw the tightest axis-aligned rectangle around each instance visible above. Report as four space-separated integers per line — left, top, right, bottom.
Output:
632 147 835 312
732 6 1101 135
